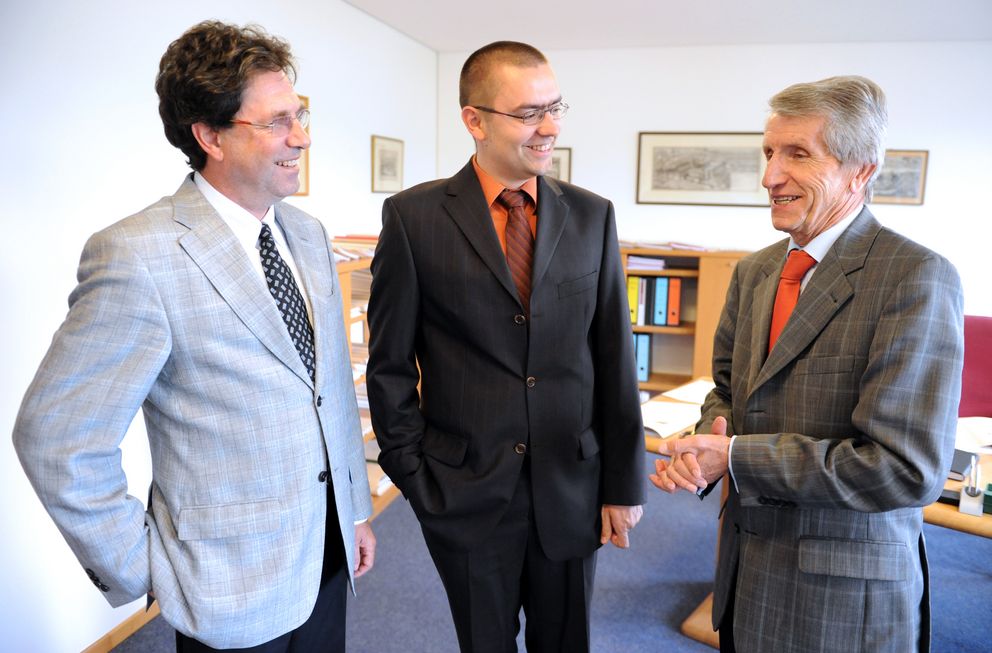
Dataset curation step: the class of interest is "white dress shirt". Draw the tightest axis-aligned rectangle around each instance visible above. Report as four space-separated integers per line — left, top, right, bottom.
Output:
193 172 313 323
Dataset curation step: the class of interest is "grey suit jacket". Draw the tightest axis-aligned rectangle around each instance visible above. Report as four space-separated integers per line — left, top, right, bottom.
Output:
699 208 964 653
367 161 645 559
13 176 372 649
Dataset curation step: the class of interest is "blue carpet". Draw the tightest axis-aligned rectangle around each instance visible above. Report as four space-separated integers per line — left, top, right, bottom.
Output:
115 455 992 652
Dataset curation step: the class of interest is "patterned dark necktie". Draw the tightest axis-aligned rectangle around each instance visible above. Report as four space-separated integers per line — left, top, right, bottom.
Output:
768 248 817 351
258 223 316 381
497 189 535 313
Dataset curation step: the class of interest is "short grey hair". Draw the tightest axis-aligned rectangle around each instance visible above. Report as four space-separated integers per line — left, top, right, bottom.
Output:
769 75 887 201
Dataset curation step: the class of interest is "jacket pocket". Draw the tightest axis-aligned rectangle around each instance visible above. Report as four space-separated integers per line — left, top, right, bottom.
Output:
577 427 601 460
423 426 469 466
557 270 598 298
176 499 281 541
798 536 909 581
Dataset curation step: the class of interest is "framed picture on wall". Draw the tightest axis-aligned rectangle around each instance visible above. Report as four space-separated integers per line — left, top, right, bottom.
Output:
371 135 404 193
636 132 768 206
547 147 571 183
872 149 928 205
293 94 310 196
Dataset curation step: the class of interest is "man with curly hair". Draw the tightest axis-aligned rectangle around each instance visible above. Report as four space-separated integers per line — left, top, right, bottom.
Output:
13 21 374 652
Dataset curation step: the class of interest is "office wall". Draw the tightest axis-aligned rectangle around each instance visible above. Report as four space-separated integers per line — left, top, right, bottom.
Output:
0 1 435 651
438 41 992 316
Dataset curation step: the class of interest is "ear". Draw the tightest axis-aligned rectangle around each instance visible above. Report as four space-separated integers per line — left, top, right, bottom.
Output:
191 122 225 164
849 162 877 194
461 106 486 142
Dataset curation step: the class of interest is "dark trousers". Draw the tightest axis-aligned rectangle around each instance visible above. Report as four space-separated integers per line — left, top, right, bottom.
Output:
422 464 597 653
176 486 347 653
719 570 737 653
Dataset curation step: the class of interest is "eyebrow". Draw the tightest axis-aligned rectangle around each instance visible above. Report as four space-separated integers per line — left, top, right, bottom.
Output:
512 97 563 112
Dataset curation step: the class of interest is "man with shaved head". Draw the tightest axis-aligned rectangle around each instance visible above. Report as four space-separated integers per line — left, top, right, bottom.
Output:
368 41 645 652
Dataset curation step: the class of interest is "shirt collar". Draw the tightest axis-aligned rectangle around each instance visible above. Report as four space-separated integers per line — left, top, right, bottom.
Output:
788 204 863 262
471 157 539 207
194 172 276 247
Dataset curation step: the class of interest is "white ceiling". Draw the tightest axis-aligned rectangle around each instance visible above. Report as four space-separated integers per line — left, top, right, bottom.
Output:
344 0 992 53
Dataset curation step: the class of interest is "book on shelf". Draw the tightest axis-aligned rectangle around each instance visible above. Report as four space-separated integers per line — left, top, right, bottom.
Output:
636 278 647 325
619 240 709 252
626 276 639 323
634 333 651 382
627 255 667 271
652 278 668 326
666 277 682 326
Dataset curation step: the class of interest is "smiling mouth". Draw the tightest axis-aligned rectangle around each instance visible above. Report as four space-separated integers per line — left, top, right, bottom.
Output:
527 142 554 153
276 159 299 168
772 195 799 205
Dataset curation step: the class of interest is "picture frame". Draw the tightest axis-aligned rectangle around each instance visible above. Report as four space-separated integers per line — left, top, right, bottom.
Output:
872 149 928 205
371 135 404 193
636 132 768 206
547 147 571 183
292 94 309 196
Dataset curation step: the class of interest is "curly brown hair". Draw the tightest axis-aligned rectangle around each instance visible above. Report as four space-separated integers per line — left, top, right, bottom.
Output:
155 20 297 171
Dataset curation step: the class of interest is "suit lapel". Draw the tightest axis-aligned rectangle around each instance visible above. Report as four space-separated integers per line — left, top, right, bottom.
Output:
277 207 339 390
442 162 521 306
750 209 879 392
172 177 314 387
532 176 569 292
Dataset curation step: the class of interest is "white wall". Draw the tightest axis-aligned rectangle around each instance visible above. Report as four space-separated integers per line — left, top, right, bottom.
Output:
0 1 435 651
438 41 992 317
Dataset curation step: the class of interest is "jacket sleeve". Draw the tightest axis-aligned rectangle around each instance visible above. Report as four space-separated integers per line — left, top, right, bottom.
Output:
592 201 646 506
13 228 171 606
365 198 427 495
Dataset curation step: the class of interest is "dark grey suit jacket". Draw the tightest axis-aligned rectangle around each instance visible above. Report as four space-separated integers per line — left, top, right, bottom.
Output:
366 161 645 559
700 208 964 652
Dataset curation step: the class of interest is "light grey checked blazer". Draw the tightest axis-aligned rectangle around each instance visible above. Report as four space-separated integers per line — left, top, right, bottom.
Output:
13 176 372 649
699 208 963 653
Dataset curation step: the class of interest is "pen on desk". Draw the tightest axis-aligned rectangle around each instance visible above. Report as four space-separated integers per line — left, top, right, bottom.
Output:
964 453 982 498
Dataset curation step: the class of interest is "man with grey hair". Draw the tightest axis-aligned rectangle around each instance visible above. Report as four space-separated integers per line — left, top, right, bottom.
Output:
651 75 963 653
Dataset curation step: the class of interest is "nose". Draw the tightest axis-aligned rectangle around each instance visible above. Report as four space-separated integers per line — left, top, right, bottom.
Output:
289 116 311 149
537 110 560 137
762 156 781 189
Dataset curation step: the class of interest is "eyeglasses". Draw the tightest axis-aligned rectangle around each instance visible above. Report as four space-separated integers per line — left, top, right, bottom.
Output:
230 108 310 136
473 101 569 125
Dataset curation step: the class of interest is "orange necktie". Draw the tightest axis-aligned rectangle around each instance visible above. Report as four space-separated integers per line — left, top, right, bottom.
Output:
497 189 534 313
768 249 817 351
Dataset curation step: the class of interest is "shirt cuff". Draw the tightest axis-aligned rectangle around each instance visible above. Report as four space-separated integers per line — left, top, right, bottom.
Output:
727 434 741 493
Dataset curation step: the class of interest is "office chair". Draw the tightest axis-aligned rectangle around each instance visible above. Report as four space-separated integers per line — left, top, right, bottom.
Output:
959 314 992 417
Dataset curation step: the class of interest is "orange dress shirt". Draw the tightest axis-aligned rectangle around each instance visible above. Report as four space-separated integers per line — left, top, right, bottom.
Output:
472 157 538 254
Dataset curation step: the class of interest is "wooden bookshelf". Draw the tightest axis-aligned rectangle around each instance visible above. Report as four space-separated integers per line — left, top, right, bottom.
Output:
334 240 397 514
622 247 747 391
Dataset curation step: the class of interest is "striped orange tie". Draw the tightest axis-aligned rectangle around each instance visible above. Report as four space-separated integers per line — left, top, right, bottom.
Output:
497 189 534 313
768 249 817 351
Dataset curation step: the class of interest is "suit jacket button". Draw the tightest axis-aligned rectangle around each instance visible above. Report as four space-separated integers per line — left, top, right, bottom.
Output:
99 583 110 592
526 376 536 387
514 443 527 454
316 396 323 407
514 314 526 325
318 471 329 482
